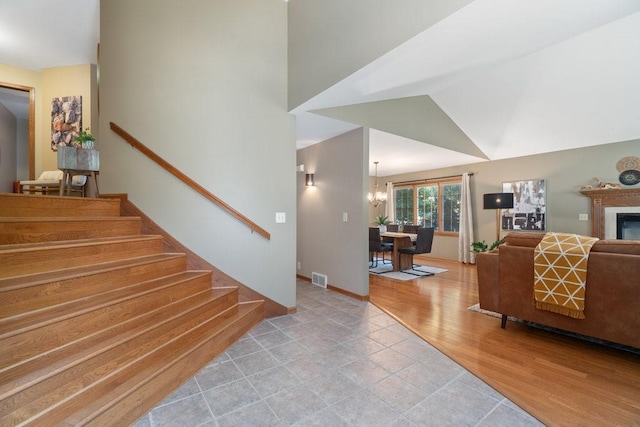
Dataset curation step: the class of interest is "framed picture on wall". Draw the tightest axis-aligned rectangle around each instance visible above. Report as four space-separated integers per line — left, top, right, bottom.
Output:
501 179 546 231
51 95 82 151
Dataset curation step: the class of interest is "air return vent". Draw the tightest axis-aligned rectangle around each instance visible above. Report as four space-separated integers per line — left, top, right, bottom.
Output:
311 272 327 288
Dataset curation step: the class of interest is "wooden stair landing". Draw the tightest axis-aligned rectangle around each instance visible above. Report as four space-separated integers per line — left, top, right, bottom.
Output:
0 193 265 425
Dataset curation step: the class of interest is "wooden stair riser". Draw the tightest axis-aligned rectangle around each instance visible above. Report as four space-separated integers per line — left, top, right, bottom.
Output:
0 217 142 244
0 194 121 218
0 271 212 339
0 193 267 425
0 288 238 395
0 236 165 279
0 254 188 320
0 290 241 422
34 302 264 426
0 273 214 369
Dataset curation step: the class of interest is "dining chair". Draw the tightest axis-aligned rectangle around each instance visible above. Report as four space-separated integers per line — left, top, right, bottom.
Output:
382 224 398 244
402 224 419 234
369 227 393 268
398 227 434 274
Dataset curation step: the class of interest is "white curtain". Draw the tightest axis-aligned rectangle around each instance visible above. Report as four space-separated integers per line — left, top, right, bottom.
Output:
385 181 395 223
458 172 475 264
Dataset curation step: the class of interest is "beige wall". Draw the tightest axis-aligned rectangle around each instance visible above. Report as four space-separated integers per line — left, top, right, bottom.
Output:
42 64 97 172
297 128 369 296
378 138 640 260
99 0 296 307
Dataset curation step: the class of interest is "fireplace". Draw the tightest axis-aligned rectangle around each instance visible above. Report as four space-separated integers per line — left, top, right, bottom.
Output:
617 213 640 240
580 188 640 239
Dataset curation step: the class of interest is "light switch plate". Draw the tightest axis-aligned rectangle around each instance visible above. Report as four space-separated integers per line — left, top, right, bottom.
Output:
343 212 348 222
579 214 588 221
276 212 286 223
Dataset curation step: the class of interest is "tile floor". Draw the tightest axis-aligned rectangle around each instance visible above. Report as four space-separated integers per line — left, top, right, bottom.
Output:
134 280 542 426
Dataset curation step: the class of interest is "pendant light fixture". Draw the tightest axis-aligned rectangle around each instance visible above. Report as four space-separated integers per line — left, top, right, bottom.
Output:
368 161 387 207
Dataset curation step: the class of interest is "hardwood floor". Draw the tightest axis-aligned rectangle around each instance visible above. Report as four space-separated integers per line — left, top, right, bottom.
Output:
369 256 640 426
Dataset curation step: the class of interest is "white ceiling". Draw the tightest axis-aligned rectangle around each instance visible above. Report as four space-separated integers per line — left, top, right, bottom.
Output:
291 0 640 176
1 0 638 177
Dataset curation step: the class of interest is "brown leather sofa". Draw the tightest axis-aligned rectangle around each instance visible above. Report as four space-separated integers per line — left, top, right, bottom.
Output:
476 232 640 349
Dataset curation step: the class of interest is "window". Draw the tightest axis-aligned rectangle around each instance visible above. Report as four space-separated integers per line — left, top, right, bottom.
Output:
394 178 461 234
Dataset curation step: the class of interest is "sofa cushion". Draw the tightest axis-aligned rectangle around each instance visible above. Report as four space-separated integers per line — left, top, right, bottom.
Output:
503 232 545 248
591 240 640 255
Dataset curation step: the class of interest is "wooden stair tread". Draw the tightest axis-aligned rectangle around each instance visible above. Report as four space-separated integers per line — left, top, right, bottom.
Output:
0 252 186 293
47 302 263 426
0 274 219 371
0 270 213 337
0 216 141 223
0 288 240 412
0 234 162 253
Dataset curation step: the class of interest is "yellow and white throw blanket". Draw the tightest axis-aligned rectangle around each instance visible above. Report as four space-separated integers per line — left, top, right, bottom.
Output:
533 232 599 319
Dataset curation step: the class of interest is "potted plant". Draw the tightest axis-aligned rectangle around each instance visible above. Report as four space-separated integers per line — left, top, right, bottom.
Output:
375 215 389 233
471 239 504 253
74 127 96 149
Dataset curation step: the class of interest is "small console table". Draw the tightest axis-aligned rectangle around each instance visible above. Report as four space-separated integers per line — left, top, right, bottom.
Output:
60 169 99 197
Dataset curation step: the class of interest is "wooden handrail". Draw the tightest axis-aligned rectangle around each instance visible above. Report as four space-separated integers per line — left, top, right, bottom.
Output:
110 122 271 240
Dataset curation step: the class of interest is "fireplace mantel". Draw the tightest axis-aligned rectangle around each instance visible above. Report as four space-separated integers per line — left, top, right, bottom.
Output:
580 188 640 238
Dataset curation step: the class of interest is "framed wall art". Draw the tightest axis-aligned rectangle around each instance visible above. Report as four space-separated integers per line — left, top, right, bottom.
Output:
51 95 82 150
501 179 546 231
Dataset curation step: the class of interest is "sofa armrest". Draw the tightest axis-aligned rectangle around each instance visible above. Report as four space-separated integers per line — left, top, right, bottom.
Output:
476 251 500 312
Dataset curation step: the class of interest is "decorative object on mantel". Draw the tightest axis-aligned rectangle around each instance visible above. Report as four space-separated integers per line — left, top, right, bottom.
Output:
616 156 640 173
615 156 640 186
619 170 640 186
580 177 621 191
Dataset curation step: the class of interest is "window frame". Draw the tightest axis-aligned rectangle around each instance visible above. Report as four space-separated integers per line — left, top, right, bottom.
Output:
394 177 462 237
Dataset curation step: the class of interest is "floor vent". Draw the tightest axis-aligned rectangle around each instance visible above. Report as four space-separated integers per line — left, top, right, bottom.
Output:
311 272 327 288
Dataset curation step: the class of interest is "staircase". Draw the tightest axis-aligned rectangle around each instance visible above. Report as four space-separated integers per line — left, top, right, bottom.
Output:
0 193 265 426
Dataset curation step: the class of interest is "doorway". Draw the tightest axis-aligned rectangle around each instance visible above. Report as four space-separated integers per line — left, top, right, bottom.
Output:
0 83 35 186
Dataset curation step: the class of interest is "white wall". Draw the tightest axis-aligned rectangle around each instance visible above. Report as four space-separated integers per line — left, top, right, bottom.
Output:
99 0 296 307
297 128 369 297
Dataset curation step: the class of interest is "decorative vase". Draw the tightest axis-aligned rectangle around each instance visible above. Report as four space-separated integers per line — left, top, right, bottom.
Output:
379 225 387 233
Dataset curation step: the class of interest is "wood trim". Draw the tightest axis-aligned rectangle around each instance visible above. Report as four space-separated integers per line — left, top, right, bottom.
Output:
298 274 370 301
580 188 640 238
109 122 270 240
101 193 288 317
0 82 35 179
327 284 370 301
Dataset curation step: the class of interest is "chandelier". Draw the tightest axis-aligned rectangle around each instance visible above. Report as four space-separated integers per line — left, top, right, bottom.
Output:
368 161 387 207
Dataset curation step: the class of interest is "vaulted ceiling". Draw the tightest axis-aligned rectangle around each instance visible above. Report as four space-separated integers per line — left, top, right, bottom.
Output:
291 1 640 175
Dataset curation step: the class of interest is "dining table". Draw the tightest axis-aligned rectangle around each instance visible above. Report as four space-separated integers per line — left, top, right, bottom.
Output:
380 231 417 271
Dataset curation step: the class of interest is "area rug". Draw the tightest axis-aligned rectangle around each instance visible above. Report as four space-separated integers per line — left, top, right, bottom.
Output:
467 303 517 322
369 261 448 281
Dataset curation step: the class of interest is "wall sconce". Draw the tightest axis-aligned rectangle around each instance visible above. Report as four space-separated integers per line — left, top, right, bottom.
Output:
483 192 514 242
305 173 315 187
